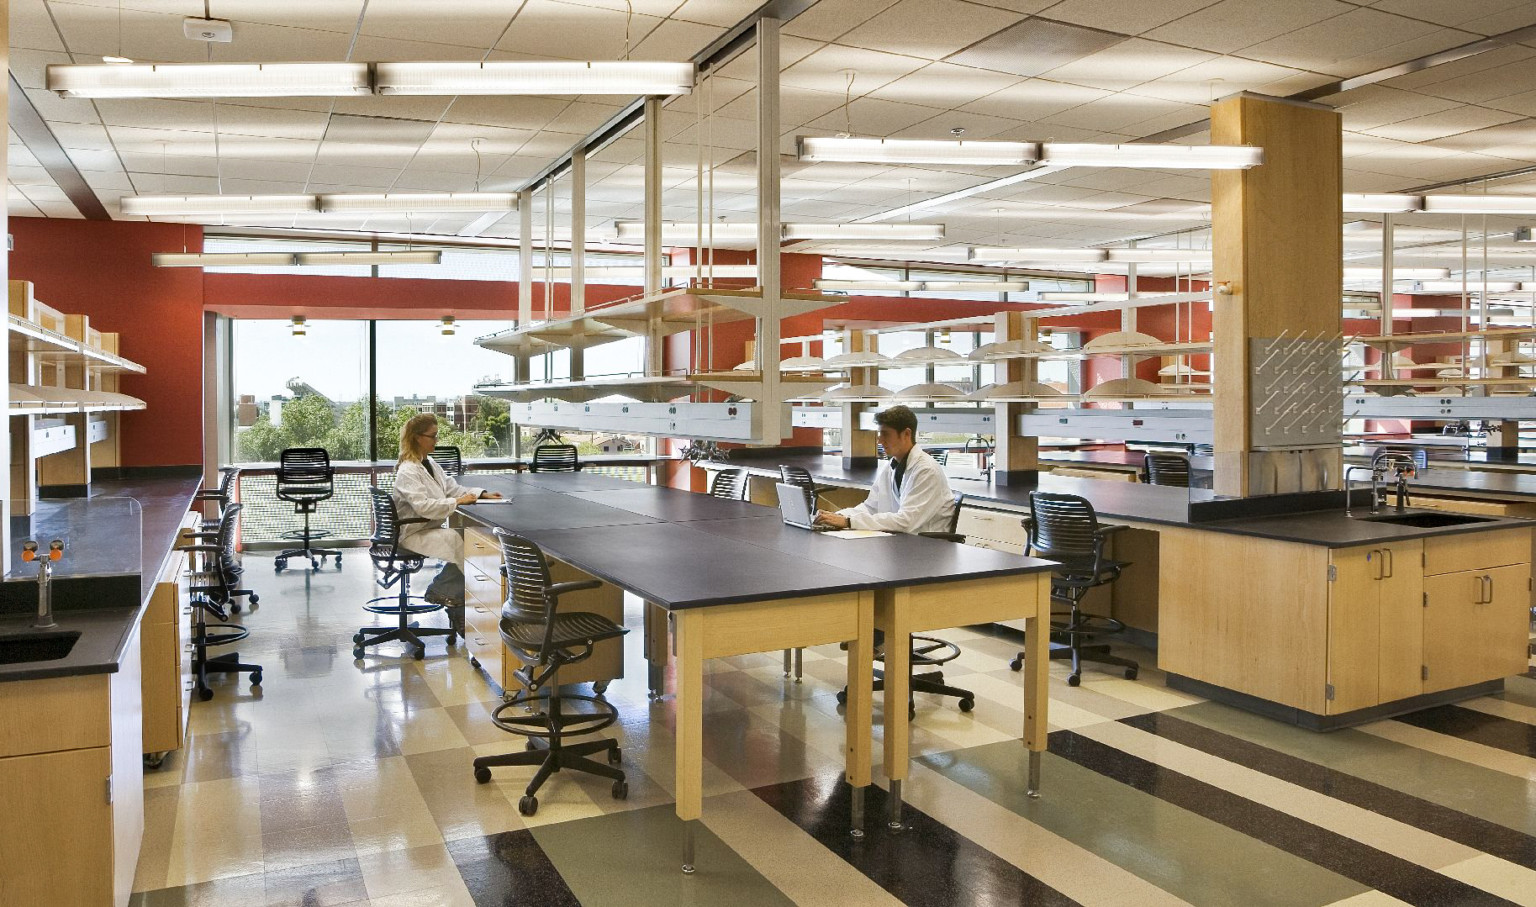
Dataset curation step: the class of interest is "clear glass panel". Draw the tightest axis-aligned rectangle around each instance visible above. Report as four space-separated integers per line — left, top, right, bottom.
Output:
374 320 519 459
876 330 928 390
8 497 141 580
231 319 370 463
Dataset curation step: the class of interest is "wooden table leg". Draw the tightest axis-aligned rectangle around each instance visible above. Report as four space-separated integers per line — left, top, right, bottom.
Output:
673 609 703 871
844 590 874 838
1022 574 1050 797
877 587 911 828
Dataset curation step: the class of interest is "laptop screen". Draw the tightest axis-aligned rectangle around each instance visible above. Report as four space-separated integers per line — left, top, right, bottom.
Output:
775 482 817 529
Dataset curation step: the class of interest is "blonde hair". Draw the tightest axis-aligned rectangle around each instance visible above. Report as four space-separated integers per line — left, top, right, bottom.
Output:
398 413 440 464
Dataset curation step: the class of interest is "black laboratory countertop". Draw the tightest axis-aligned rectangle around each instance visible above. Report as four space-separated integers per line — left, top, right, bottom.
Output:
0 475 201 683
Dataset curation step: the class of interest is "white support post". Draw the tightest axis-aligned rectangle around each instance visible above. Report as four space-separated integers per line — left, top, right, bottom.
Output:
570 146 586 382
757 16 783 442
645 97 664 377
517 188 533 385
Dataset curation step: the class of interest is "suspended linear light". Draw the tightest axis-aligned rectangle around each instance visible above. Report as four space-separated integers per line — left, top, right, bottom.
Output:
541 265 759 279
1422 195 1536 215
614 222 757 241
779 355 827 371
970 339 1054 360
1343 267 1451 280
782 223 945 241
966 380 1065 400
294 250 442 266
1343 194 1423 213
374 60 695 96
48 62 371 98
969 247 1106 263
153 252 299 268
318 192 517 213
795 136 1040 165
123 194 317 217
1106 249 1211 263
1083 330 1166 350
921 280 1028 292
1040 143 1262 169
814 279 923 292
1412 280 1526 293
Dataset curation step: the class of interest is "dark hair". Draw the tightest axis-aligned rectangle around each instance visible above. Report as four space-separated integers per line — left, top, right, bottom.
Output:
874 405 918 438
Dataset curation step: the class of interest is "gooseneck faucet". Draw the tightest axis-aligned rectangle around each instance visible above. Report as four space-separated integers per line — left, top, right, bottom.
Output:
24 538 64 630
1343 465 1384 517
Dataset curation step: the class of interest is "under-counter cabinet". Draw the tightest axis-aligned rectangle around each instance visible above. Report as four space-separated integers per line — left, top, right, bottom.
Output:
141 512 198 765
0 624 144 907
1160 524 1533 727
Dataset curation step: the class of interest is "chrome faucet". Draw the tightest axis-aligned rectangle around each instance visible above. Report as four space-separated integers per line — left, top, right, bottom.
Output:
24 538 64 630
1373 452 1420 513
1344 465 1385 517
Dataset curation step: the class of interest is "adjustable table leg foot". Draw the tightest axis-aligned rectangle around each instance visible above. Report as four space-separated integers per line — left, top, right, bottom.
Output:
850 785 866 839
887 779 903 830
682 820 697 874
1026 750 1042 799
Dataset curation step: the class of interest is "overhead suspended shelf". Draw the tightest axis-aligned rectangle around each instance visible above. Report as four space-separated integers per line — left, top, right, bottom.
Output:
1355 327 1536 347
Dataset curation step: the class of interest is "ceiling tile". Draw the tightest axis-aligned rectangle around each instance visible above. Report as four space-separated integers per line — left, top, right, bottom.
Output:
839 0 1026 61
322 114 439 146
630 18 725 60
1143 0 1352 54
1367 106 1525 142
784 0 902 40
1038 92 1194 132
866 62 1021 110
1039 0 1224 35
1413 59 1536 104
806 97 961 137
1381 43 1535 91
1369 0 1532 31
671 0 770 27
1124 56 1311 105
781 45 930 94
347 34 492 62
719 87 845 131
496 1 666 60
206 0 370 33
441 96 573 130
1238 9 1472 78
1039 38 1215 92
946 17 1127 77
887 109 1030 140
354 0 520 46
958 77 1109 120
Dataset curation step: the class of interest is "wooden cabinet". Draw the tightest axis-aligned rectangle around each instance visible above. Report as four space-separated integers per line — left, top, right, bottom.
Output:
1326 541 1422 713
0 623 144 907
141 512 198 761
1423 567 1530 694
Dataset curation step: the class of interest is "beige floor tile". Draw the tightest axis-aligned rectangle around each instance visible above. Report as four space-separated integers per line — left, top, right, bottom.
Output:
1080 676 1203 712
1323 891 1416 906
1437 853 1536 906
356 842 465 898
1460 695 1536 726
163 827 265 887
349 807 447 855
1358 720 1536 781
390 706 473 756
366 882 478 907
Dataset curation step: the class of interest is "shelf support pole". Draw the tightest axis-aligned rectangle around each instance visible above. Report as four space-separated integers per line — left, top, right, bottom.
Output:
570 146 586 383
992 310 1039 485
644 97 664 377
757 16 783 442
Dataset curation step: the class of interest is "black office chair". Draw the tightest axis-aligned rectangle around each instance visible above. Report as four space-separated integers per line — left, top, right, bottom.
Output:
472 529 630 816
708 468 747 501
1142 452 1191 487
837 492 975 715
184 504 262 699
195 465 241 531
428 445 464 479
191 466 259 611
530 444 581 473
1010 492 1138 686
275 447 340 572
779 464 835 508
354 488 456 661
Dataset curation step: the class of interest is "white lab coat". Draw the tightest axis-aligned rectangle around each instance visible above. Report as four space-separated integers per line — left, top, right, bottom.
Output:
836 447 956 534
392 458 486 562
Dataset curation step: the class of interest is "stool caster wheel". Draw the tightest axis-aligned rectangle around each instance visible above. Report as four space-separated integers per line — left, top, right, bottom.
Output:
274 559 286 573
250 672 262 687
518 795 538 816
413 646 426 661
612 780 628 800
197 685 213 702
608 747 622 766
353 647 364 660
593 680 610 697
1009 655 1023 672
143 752 167 770
525 739 539 752
446 634 457 647
835 689 847 705
474 766 491 784
1125 667 1139 680
958 697 974 712
230 603 241 614
335 555 343 569
353 633 364 644
1067 674 1081 687
469 656 481 669
249 593 259 605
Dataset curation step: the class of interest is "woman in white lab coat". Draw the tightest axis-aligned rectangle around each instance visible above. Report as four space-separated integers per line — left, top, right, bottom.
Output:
392 413 501 618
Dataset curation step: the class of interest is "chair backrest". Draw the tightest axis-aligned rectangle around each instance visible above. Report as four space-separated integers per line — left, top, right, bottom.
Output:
215 466 241 504
929 449 949 466
495 527 555 624
1143 452 1191 488
1026 492 1103 567
778 465 815 489
277 447 333 499
943 492 964 534
428 445 464 479
216 502 241 568
368 487 401 558
708 468 747 501
531 444 580 473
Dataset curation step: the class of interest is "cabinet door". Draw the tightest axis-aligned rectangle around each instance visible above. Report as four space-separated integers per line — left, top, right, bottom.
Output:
1424 563 1531 693
1377 541 1425 704
0 746 114 905
1327 545 1384 714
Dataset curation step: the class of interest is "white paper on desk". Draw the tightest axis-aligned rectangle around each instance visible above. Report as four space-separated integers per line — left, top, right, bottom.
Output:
468 499 515 504
823 529 888 539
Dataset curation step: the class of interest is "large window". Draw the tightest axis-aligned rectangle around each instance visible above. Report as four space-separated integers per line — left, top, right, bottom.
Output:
375 320 520 459
232 320 370 463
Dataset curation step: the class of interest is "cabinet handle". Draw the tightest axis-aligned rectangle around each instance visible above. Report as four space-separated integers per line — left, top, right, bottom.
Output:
1382 547 1394 578
1483 574 1494 604
1371 548 1384 580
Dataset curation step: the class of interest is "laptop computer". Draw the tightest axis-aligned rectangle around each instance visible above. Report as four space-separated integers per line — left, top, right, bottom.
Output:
776 482 830 531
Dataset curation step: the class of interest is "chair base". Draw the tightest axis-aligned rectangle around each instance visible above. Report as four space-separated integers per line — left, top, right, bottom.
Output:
837 668 975 715
195 650 262 701
1007 641 1139 686
473 691 627 815
276 545 341 573
353 620 454 661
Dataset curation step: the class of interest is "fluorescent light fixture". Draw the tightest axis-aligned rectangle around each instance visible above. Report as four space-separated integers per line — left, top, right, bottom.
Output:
1343 194 1423 213
290 316 307 337
614 222 758 241
558 265 759 278
1343 267 1450 279
48 62 370 98
1106 249 1211 263
782 223 944 241
374 61 694 96
1516 227 1535 243
1412 280 1524 293
318 192 517 213
1423 195 1536 215
152 252 299 268
921 280 1028 292
1040 143 1262 169
101 56 133 65
294 250 442 266
440 316 457 336
969 247 1106 263
795 136 1039 166
122 194 317 217
814 279 923 291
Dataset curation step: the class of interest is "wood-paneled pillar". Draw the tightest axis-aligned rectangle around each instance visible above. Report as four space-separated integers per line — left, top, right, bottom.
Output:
992 310 1039 486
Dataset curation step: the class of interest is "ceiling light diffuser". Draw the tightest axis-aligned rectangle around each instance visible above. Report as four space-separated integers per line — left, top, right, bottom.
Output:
1342 267 1451 279
1343 194 1423 213
795 136 1039 166
122 195 318 217
969 247 1106 263
152 252 300 268
1422 195 1536 215
1040 143 1262 169
1105 249 1211 263
814 280 923 291
48 62 371 98
374 61 694 96
614 222 758 241
318 192 517 213
782 223 944 241
294 251 442 266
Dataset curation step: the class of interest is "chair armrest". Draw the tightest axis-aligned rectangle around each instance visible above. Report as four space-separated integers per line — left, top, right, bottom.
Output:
397 517 434 527
181 544 221 553
184 530 218 539
920 532 967 544
1094 524 1128 540
547 579 602 599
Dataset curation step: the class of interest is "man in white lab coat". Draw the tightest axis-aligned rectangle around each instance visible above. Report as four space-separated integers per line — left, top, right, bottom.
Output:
815 404 955 534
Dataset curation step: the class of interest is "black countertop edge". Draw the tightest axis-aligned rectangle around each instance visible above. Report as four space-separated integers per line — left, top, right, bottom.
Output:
1189 508 1535 548
0 476 201 684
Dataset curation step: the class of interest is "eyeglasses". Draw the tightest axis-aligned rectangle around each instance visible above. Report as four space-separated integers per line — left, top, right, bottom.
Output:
422 432 438 440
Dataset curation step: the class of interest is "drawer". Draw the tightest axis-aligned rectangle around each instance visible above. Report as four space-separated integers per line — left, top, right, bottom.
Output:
1424 528 1532 575
465 529 498 558
465 601 502 638
466 631 503 684
957 507 1029 547
465 571 503 609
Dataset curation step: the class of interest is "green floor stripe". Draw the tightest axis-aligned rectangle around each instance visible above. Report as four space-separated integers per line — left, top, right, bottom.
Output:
532 805 796 907
1169 701 1536 835
918 742 1366 907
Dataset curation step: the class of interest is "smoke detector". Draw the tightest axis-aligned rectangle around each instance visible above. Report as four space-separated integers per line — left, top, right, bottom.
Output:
183 17 233 43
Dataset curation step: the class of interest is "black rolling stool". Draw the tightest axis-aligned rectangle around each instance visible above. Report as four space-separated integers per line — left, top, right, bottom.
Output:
275 447 340 572
1141 452 1191 487
428 445 464 479
195 466 241 531
708 468 747 501
837 492 976 716
185 504 263 699
1009 491 1138 686
191 466 259 612
530 444 581 473
354 488 456 661
472 529 630 816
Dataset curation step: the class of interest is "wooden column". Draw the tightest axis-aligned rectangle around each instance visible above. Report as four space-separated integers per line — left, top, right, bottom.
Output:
38 314 91 496
841 330 878 468
992 310 1039 485
1211 93 1343 497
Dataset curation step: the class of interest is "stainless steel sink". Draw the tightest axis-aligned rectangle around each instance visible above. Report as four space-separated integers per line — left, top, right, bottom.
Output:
1356 512 1497 528
0 630 81 665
